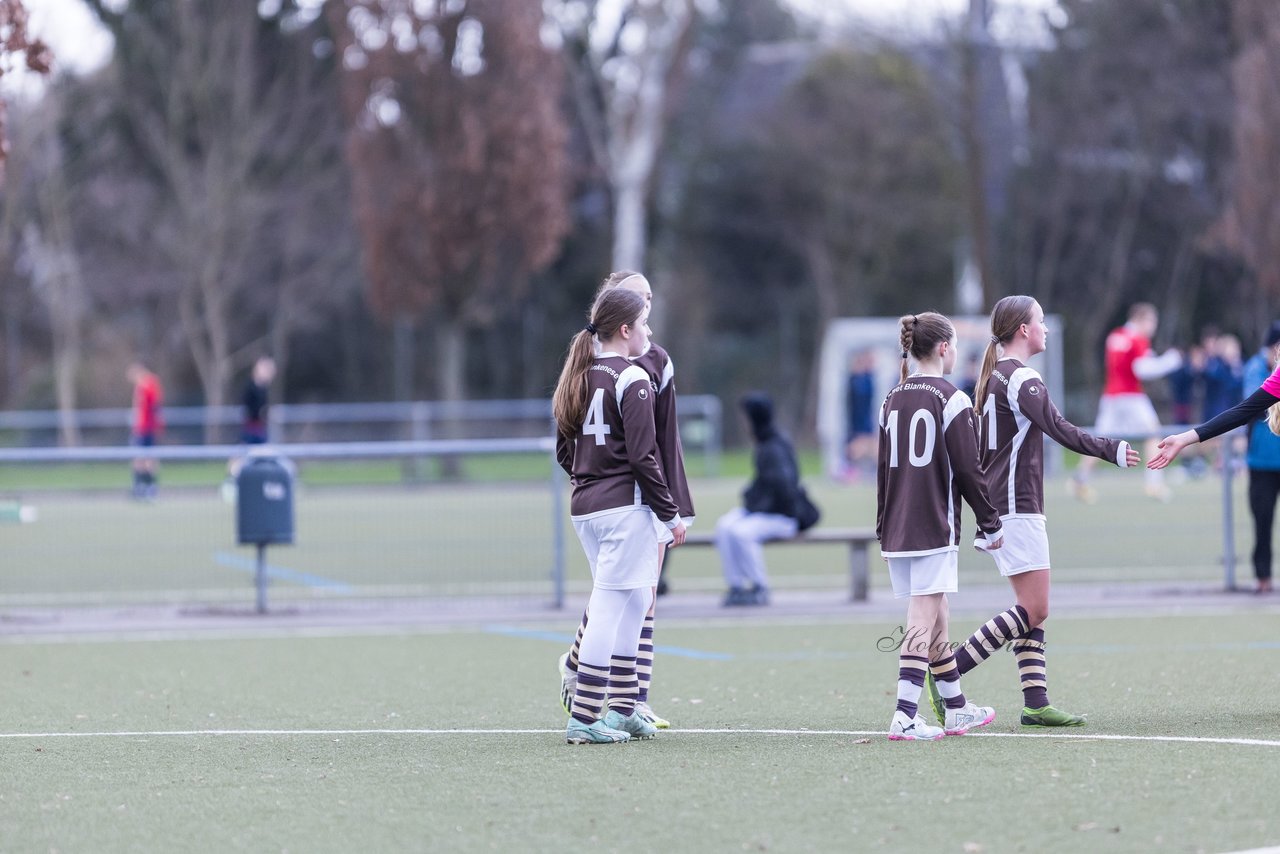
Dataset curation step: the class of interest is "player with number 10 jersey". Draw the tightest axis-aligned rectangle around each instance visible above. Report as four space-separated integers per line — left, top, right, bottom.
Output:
876 378 1002 558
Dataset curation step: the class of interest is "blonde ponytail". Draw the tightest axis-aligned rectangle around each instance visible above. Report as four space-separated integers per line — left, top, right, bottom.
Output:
552 331 598 438
1268 402 1280 436
972 339 1000 414
975 295 1037 414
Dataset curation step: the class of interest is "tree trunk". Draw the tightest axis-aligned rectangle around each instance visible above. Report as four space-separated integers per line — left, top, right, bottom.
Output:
439 322 466 404
392 315 415 402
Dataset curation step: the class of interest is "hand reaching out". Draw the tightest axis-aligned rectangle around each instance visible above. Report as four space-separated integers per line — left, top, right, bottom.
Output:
1148 430 1199 471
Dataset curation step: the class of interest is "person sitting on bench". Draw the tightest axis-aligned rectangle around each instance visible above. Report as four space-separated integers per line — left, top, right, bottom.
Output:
715 393 818 605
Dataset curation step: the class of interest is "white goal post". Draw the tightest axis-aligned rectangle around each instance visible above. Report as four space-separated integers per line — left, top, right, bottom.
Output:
816 315 1065 479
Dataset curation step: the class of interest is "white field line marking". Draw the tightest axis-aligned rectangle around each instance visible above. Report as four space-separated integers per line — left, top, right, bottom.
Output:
1 728 1279 748
3 604 1276 647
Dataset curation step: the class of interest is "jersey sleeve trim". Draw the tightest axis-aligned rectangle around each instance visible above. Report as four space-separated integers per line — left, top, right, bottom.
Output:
943 390 973 430
615 364 652 409
659 356 674 394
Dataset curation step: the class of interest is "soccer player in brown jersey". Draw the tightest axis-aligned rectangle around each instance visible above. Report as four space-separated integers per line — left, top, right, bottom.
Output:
929 296 1140 729
877 312 1004 741
553 287 687 744
559 271 695 730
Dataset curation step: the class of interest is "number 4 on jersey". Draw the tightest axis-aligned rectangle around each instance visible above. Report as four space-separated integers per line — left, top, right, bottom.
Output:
584 387 611 445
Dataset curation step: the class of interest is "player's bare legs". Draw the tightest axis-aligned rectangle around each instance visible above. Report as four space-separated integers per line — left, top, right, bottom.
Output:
889 593 945 741
924 596 995 735
1009 569 1084 727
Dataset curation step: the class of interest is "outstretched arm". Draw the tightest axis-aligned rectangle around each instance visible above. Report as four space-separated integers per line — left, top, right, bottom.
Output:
1149 386 1280 469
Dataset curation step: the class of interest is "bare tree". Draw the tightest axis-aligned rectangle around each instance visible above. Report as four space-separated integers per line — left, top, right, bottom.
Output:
332 0 571 401
82 0 348 437
1012 0 1233 395
547 0 700 276
12 92 88 446
0 0 52 179
1221 0 1280 332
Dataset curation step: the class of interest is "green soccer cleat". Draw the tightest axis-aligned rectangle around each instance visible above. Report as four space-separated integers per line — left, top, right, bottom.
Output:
565 717 630 744
635 701 670 729
558 653 576 717
1021 705 1086 728
924 671 946 726
602 708 658 740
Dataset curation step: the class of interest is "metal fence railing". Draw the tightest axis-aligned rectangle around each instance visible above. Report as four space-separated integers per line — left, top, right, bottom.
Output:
0 397 724 475
0 438 570 612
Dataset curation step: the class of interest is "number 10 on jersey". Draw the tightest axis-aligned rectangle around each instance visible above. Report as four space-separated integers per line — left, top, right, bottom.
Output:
885 408 937 467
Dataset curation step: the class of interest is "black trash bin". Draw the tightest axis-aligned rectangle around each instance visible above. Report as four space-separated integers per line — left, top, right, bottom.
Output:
237 455 295 545
236 454 295 612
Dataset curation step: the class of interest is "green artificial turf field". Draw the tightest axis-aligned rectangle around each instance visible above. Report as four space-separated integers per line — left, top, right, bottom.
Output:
0 465 1251 607
2 611 1278 852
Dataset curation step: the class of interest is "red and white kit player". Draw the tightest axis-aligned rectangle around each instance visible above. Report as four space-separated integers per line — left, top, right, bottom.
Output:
1072 302 1180 502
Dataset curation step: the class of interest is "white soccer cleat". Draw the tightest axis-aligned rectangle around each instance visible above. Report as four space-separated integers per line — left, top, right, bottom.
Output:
888 710 944 741
635 701 670 729
558 653 576 717
944 702 996 735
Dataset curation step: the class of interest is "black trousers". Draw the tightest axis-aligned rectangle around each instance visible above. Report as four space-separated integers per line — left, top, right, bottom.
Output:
1248 468 1280 581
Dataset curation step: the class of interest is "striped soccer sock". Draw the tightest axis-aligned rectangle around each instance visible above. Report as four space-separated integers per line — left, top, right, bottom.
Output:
636 613 655 704
606 656 638 718
1013 628 1050 709
566 609 588 674
929 651 967 710
954 605 1031 675
895 654 929 719
570 661 609 725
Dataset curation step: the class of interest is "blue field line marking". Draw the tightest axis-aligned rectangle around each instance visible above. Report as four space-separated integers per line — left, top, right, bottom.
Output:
213 552 353 593
483 625 735 660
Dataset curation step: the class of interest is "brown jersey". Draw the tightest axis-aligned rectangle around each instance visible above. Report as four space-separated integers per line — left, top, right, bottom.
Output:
980 359 1127 517
555 353 682 524
632 342 696 521
876 375 1002 556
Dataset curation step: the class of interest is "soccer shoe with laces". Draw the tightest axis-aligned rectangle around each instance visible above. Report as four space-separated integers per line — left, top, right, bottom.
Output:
944 702 996 735
558 652 576 717
923 672 946 725
1021 705 1086 727
888 710 944 741
602 709 658 740
566 717 630 744
635 701 670 729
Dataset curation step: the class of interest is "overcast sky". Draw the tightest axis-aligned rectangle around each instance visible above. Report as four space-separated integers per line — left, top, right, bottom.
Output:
18 0 1059 96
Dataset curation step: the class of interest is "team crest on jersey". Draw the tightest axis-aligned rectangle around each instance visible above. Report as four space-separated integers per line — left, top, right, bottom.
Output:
638 387 648 400
1028 385 1040 395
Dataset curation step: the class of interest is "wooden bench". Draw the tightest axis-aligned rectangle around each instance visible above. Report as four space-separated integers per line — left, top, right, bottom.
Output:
681 527 879 602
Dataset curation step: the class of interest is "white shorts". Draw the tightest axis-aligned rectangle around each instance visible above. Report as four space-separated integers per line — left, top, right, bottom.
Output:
650 511 674 546
573 508 660 590
887 550 958 599
1095 393 1161 438
977 515 1051 577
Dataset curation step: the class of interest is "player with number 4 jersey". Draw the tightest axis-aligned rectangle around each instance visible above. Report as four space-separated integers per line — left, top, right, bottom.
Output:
929 296 1139 731
552 287 685 745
